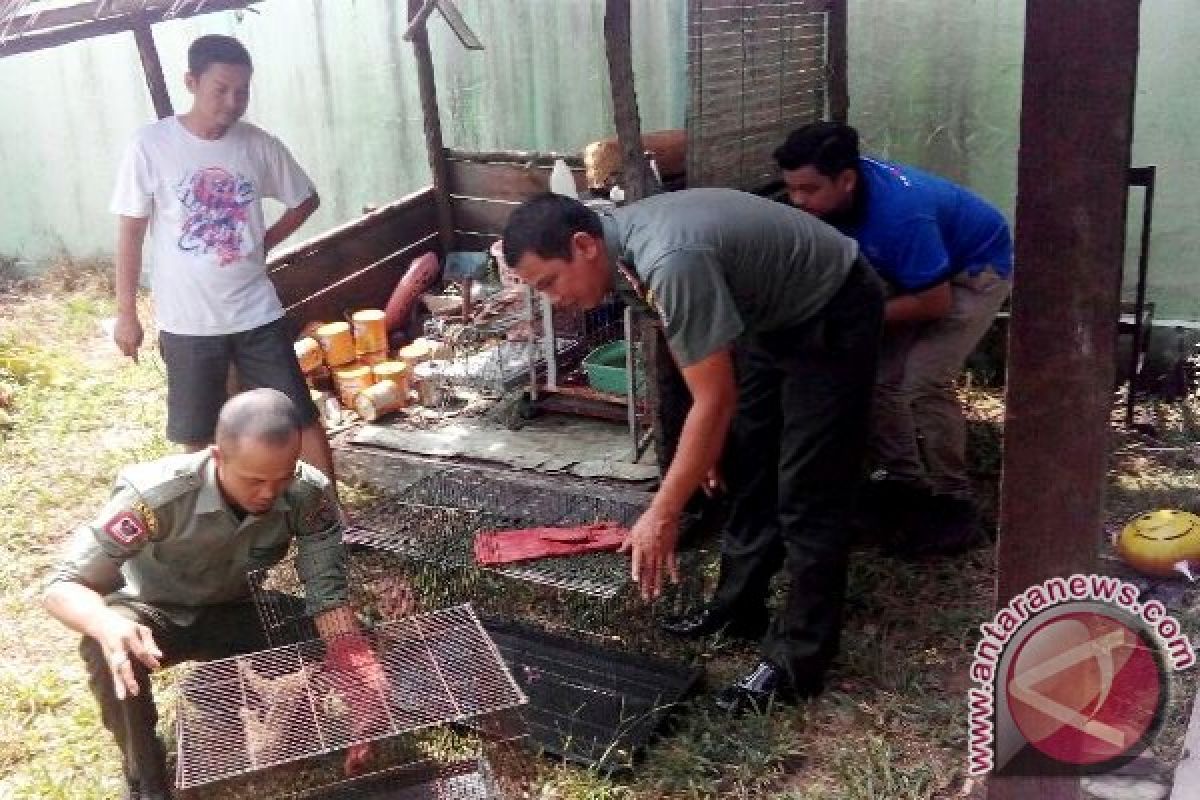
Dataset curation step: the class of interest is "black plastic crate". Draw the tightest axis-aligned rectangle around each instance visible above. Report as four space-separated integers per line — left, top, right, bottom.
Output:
481 618 703 772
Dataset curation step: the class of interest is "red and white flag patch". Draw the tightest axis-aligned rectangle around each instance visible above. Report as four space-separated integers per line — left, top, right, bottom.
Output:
103 511 148 545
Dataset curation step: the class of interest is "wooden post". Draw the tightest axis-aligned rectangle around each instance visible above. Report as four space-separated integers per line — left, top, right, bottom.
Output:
825 0 848 124
407 0 455 254
132 20 172 119
990 2 1140 797
603 0 657 202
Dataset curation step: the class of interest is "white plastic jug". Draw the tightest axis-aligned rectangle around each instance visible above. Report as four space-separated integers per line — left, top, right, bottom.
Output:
549 158 578 199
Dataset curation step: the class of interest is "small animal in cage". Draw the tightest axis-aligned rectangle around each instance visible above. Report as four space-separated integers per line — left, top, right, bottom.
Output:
359 572 420 623
238 659 316 767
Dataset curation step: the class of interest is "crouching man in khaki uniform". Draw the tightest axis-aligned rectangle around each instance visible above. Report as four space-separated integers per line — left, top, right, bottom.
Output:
43 389 382 800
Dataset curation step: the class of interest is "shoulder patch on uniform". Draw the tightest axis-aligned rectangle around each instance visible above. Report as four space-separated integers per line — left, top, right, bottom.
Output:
103 509 150 545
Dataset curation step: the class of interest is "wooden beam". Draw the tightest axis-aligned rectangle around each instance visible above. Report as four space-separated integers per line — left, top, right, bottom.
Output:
408 0 455 253
990 1 1140 796
445 148 583 168
431 0 481 50
603 0 657 201
2 0 255 34
400 0 436 40
825 0 848 123
131 20 172 119
0 0 258 59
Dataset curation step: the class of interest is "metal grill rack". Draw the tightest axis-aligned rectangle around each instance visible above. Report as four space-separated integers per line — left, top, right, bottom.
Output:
175 605 526 792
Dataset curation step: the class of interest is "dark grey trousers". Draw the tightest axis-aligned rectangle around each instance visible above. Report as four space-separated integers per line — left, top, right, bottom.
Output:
80 597 287 791
710 258 883 692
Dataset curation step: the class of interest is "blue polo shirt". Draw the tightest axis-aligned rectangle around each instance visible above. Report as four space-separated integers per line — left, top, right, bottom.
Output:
844 158 1012 292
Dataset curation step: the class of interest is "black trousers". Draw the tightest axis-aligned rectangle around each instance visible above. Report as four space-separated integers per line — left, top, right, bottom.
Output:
80 597 288 791
710 258 883 691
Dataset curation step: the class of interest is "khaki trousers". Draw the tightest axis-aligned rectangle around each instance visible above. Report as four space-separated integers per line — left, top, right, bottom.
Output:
872 267 1011 497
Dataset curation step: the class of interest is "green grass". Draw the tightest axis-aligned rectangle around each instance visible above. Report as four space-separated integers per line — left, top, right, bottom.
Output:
0 273 1197 799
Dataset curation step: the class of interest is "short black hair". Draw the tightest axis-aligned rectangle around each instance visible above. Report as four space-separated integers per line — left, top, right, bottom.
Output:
502 193 604 267
188 35 253 77
215 388 301 455
773 122 860 177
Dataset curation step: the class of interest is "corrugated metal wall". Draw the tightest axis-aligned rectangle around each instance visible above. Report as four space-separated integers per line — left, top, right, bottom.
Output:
0 0 686 264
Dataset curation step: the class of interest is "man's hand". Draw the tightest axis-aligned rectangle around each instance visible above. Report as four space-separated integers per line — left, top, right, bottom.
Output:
94 611 162 700
113 312 144 362
619 505 681 601
325 633 388 776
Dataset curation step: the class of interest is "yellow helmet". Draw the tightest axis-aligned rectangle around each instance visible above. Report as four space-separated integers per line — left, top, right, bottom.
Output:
1114 509 1200 578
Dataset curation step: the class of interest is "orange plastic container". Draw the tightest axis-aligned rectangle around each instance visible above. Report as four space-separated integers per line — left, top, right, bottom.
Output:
315 322 355 367
333 364 375 407
355 379 407 421
351 309 388 356
293 337 324 373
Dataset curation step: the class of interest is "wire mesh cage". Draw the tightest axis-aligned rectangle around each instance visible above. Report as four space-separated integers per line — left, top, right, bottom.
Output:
346 469 705 636
175 605 526 792
250 466 707 651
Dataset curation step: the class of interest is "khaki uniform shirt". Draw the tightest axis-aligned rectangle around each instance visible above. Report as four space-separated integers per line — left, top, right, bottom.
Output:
48 450 346 624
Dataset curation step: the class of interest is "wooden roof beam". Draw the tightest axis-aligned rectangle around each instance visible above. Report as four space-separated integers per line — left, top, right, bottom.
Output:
0 0 258 59
401 0 481 50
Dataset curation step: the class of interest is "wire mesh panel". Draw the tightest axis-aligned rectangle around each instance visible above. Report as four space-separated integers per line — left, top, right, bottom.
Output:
688 0 830 190
355 469 647 599
175 605 526 791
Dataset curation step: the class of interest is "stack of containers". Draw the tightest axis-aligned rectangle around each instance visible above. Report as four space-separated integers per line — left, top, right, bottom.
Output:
292 310 412 422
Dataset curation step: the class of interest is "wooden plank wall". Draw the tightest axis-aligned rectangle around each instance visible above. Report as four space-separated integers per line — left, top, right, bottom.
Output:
446 150 589 252
687 0 830 191
268 186 440 328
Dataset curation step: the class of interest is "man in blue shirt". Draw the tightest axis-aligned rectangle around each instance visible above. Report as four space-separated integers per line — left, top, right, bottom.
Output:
774 122 1012 554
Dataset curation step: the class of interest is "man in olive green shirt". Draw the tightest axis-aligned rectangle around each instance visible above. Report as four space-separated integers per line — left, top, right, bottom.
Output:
43 389 380 799
503 189 884 711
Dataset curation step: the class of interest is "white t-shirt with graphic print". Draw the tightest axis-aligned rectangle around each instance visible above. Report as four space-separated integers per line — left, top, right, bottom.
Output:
110 117 314 335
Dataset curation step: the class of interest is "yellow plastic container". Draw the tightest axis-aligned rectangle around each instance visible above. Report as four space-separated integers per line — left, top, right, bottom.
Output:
294 336 324 373
315 321 355 367
398 341 433 370
333 364 375 408
355 379 407 421
351 309 388 356
372 361 409 391
359 349 389 366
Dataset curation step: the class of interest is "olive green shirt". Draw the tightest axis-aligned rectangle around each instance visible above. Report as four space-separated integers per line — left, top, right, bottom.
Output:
600 188 860 366
49 450 346 624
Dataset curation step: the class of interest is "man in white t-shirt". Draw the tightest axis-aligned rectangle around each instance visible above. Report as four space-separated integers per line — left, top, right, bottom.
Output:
110 35 336 492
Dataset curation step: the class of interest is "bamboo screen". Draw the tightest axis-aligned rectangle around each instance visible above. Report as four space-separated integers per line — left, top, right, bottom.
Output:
687 0 830 191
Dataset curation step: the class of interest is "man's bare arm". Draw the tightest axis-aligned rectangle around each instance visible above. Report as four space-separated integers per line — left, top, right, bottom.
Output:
114 215 149 361
264 192 320 254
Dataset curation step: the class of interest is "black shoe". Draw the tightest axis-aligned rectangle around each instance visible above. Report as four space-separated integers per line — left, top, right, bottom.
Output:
892 494 986 558
658 605 768 641
855 477 933 545
714 661 819 714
